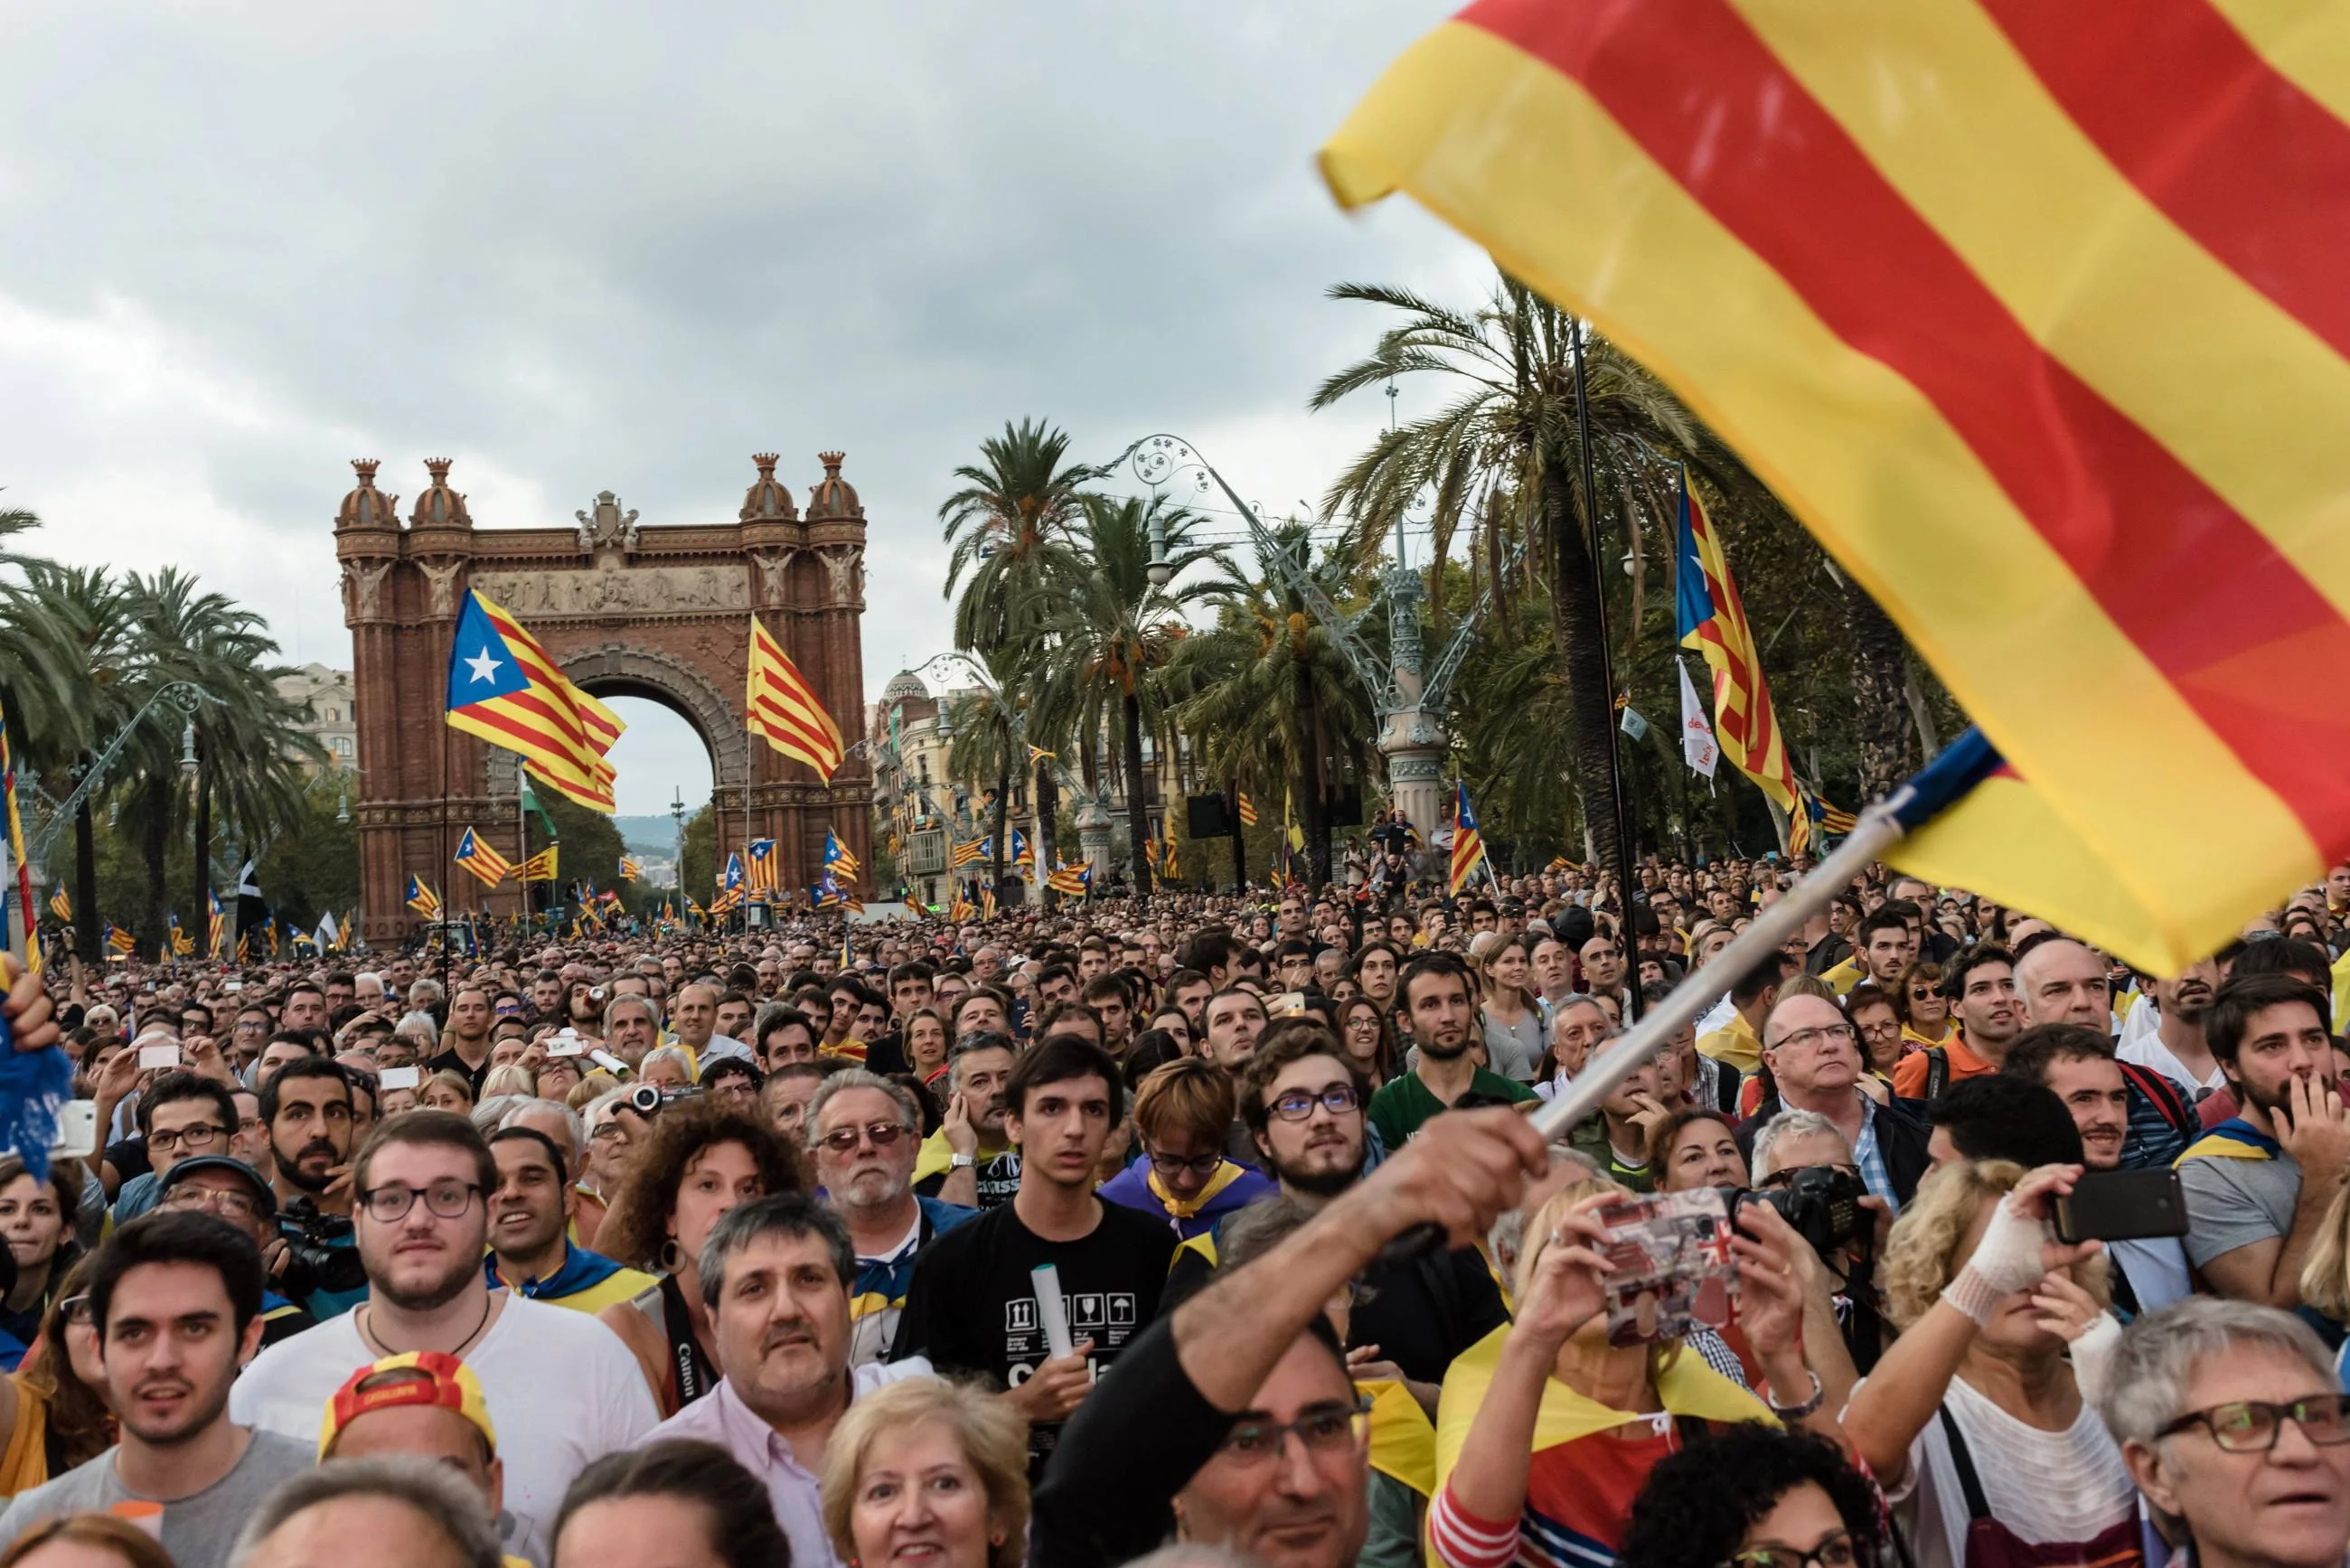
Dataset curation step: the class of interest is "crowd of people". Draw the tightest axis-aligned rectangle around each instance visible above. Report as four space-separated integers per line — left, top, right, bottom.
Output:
0 856 2345 1567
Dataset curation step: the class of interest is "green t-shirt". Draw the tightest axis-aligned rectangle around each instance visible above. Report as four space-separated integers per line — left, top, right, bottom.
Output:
1368 1066 1538 1149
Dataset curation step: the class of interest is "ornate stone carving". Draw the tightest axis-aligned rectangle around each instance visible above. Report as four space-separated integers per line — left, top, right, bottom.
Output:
471 562 751 620
819 545 864 608
418 560 465 619
753 550 798 606
342 560 392 623
574 492 641 553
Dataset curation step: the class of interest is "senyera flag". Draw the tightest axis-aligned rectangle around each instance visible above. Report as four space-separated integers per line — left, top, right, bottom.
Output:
1322 0 2350 973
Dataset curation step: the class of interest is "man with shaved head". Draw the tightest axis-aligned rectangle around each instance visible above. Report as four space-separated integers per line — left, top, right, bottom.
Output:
2015 937 2111 1031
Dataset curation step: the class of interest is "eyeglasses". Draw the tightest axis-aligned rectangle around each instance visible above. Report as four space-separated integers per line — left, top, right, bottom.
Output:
162 1186 260 1220
2158 1394 2350 1452
1213 1398 1369 1465
1768 1023 1855 1054
1725 1535 1858 1568
817 1122 908 1155
358 1180 484 1223
59 1295 91 1328
148 1123 227 1155
1148 1150 1224 1179
1269 1084 1359 1122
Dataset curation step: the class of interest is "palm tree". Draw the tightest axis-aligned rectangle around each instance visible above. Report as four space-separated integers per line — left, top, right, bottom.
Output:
939 418 1100 894
939 649 1026 906
1313 271 1720 869
1023 495 1224 893
1164 523 1376 889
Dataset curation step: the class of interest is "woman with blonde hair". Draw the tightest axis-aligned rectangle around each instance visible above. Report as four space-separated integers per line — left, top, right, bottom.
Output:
1843 1160 2131 1568
822 1376 1030 1568
1424 1178 1824 1567
1471 934 1543 1084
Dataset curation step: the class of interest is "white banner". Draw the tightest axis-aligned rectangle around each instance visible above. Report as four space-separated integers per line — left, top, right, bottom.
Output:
1679 660 1720 779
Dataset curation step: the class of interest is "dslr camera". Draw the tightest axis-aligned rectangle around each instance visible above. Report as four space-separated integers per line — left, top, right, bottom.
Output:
1731 1164 1871 1260
276 1197 368 1299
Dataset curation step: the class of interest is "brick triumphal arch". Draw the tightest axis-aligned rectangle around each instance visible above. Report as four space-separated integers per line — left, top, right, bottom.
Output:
335 452 871 942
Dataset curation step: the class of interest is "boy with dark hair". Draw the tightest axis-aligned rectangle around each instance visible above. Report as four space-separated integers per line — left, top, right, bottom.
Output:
892 1033 1171 1477
0 1212 314 1561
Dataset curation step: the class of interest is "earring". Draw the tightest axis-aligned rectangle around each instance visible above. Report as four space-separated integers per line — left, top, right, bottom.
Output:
658 1238 684 1273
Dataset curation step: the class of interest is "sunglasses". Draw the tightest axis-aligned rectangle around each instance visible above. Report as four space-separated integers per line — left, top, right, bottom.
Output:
817 1122 909 1155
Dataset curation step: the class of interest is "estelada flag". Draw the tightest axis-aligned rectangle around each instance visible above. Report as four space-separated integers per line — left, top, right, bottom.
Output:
446 589 624 812
1323 2 2350 972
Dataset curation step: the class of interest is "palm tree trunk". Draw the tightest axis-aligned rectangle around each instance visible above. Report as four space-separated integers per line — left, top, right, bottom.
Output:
72 784 99 961
141 791 168 949
1846 577 1911 801
1034 762 1058 908
1546 460 1627 872
990 761 1010 906
1122 693 1152 895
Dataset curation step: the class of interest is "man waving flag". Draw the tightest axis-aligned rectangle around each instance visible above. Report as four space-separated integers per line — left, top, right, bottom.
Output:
446 587 625 812
1323 3 2350 972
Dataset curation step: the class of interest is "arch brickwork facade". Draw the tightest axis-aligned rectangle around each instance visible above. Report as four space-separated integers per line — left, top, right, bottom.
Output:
336 453 870 942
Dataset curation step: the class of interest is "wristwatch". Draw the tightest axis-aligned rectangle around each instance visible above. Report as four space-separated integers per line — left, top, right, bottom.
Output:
1766 1368 1825 1421
949 1153 976 1169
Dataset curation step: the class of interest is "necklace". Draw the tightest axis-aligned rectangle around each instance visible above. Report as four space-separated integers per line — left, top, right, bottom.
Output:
360 1291 494 1360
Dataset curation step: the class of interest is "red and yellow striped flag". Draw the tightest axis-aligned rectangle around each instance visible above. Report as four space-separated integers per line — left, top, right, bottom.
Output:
1323 1 2350 972
747 618 844 782
1675 467 1800 836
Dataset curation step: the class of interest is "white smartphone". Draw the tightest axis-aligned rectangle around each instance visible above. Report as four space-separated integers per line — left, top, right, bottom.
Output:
379 1066 421 1091
546 1031 586 1058
49 1101 99 1160
137 1042 183 1070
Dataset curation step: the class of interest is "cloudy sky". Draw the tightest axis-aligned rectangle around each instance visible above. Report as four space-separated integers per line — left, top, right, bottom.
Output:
3 3 1491 814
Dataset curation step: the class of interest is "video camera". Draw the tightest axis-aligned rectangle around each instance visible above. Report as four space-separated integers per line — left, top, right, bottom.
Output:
626 1083 702 1116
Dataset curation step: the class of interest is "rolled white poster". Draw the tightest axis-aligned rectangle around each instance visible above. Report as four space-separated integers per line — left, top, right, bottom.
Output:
1031 1263 1074 1359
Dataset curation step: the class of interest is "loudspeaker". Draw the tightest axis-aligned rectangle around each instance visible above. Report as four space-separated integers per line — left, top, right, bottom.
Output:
1187 794 1236 840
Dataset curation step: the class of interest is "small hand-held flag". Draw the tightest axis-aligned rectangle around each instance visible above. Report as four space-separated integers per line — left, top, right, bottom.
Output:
406 876 441 919
205 889 223 958
445 587 625 813
822 827 860 878
453 827 512 888
1678 659 1719 782
747 619 844 780
618 855 641 881
1446 783 1489 897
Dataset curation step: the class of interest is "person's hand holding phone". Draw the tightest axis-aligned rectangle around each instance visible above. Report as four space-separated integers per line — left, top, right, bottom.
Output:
1513 1194 1612 1353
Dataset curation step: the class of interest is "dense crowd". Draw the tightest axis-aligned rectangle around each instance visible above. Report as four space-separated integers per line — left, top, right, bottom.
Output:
0 855 2345 1568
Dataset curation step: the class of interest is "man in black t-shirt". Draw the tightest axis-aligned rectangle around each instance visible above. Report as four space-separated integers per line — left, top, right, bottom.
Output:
890 1034 1175 1474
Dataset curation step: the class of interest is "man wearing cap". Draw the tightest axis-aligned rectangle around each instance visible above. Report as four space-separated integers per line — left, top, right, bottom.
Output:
155 1155 315 1347
317 1351 529 1567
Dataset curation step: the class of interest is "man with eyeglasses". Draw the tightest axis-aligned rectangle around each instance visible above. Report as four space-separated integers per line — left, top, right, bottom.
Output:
228 1003 274 1071
1236 1022 1508 1419
2100 1298 2350 1568
806 1068 974 1366
155 1154 315 1345
1102 1056 1274 1239
893 1036 1176 1477
107 1071 242 1225
232 1111 659 1564
1742 993 1929 1211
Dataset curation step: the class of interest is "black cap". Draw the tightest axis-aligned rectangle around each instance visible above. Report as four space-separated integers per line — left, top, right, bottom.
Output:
155 1155 277 1219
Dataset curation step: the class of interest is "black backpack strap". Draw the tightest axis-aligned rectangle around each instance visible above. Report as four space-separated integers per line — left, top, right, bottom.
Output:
1935 1404 1993 1522
1923 1047 1950 1103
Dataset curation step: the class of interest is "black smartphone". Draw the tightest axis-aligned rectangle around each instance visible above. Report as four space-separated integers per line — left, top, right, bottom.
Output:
2054 1169 2189 1244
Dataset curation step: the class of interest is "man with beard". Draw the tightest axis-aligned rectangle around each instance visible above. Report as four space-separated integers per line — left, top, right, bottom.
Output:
232 1112 658 1563
2122 951 2229 1102
0 1213 314 1563
648 1195 932 1567
262 1056 365 1319
1368 953 1535 1150
426 985 494 1093
482 1126 653 1315
912 1034 1020 1209
893 1037 1175 1478
808 1070 974 1366
2177 974 2350 1307
1236 1022 1507 1415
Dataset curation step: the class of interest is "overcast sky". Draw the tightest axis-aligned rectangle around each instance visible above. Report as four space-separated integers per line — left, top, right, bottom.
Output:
2 3 1490 814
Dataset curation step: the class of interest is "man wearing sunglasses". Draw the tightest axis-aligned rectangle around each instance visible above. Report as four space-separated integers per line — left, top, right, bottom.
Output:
2101 1297 2350 1568
806 1069 974 1367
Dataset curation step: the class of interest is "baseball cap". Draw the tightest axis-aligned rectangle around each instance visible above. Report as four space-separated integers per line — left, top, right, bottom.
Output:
320 1351 497 1460
155 1156 277 1220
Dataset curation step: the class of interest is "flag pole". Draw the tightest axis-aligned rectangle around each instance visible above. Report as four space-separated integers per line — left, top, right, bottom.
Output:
1569 313 1641 1024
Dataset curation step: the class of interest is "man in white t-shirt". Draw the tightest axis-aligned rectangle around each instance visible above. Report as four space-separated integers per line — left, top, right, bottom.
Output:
2119 957 2227 1102
230 1112 657 1563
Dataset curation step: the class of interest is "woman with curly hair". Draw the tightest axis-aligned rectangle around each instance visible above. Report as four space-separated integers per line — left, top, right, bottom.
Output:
595 1102 801 1417
1619 1424 1885 1568
1843 1160 2130 1568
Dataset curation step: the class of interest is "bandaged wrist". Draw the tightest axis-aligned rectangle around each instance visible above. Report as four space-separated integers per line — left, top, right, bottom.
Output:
1941 1263 2011 1327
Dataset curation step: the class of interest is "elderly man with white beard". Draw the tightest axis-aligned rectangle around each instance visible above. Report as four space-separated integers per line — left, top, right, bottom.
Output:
806 1069 975 1366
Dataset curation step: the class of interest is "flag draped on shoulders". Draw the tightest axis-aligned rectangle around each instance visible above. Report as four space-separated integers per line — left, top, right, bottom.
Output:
1321 2 2350 972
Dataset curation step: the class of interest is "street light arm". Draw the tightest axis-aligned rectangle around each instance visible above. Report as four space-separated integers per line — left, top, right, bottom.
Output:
29 681 223 865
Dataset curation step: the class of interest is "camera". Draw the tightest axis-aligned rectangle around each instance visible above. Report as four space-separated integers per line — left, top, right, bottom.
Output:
276 1197 368 1299
626 1083 700 1116
1729 1165 1871 1260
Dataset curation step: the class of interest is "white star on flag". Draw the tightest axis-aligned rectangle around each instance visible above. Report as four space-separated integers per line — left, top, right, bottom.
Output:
465 647 502 684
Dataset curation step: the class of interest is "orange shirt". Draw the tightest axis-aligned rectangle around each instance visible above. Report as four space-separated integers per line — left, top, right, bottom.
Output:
1890 1031 1994 1100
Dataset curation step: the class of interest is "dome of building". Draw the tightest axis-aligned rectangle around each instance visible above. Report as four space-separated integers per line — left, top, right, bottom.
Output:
409 457 473 529
739 452 796 521
881 670 928 703
804 451 862 520
336 458 401 530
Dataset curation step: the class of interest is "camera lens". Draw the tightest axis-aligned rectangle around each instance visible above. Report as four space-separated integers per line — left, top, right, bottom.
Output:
628 1083 663 1115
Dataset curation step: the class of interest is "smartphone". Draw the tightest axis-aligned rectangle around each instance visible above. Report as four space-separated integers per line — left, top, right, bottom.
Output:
50 1101 98 1160
1593 1188 1738 1346
2054 1169 2188 1244
546 1031 586 1057
1273 991 1308 1018
379 1066 421 1091
137 1041 183 1070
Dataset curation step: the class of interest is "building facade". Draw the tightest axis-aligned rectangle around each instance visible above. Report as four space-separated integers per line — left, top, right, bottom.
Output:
273 664 357 773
